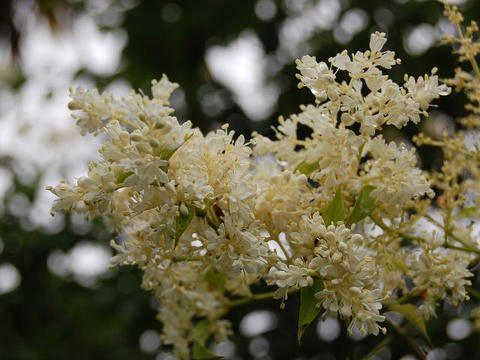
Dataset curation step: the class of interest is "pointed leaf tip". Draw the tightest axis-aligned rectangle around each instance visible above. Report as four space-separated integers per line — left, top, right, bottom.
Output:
298 278 324 344
322 188 347 226
346 185 376 227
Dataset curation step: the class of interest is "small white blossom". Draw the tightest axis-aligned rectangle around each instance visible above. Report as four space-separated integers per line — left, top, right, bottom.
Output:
404 68 452 110
268 259 313 300
151 74 179 105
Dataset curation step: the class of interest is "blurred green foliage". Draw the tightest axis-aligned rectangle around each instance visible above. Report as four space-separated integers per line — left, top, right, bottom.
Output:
0 163 158 359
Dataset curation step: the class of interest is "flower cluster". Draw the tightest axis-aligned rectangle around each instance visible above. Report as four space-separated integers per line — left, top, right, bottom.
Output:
49 23 480 358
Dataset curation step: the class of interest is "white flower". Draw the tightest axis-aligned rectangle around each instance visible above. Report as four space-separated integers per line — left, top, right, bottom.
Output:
404 69 451 110
369 31 388 53
49 31 464 357
305 218 386 336
365 136 433 213
151 74 179 105
296 56 336 100
407 238 473 318
269 259 313 300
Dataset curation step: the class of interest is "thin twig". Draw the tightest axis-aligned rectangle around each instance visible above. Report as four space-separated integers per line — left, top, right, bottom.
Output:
227 287 299 307
424 214 480 255
386 318 426 360
362 335 394 360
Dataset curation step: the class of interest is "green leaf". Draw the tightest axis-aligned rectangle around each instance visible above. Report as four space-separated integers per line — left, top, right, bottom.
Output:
175 203 195 244
193 342 223 359
455 206 480 219
322 188 347 225
204 268 226 292
155 133 193 160
294 160 319 175
157 148 177 160
192 319 211 345
206 205 220 230
298 278 324 344
116 171 134 184
192 319 223 359
346 185 376 227
389 303 431 345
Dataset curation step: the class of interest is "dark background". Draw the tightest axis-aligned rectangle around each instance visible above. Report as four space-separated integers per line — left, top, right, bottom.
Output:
1 0 479 359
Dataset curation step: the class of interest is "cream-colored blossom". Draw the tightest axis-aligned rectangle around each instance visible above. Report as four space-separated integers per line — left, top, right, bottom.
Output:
268 259 313 301
363 136 433 214
407 235 473 318
306 217 386 335
404 68 451 110
48 28 478 358
151 74 179 105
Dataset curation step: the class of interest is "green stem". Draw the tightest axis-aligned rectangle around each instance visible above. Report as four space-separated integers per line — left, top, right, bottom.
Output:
415 138 480 160
468 287 480 301
386 318 426 360
424 214 480 255
375 210 480 256
227 287 299 308
369 214 425 243
455 23 480 81
370 214 388 231
444 208 452 247
362 335 394 360
471 59 480 81
445 244 480 255
206 206 220 230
